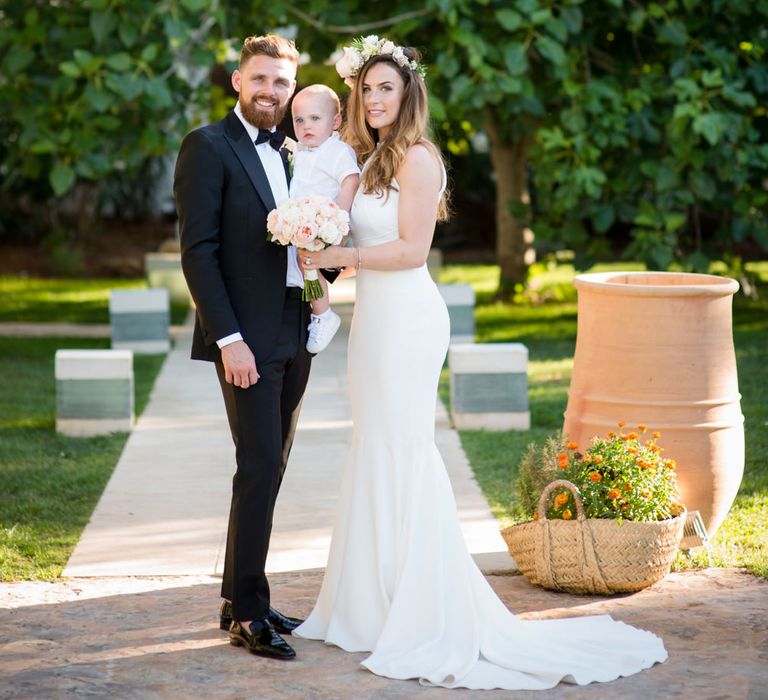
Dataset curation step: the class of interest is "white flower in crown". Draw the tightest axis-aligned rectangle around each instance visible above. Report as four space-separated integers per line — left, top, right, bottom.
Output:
334 35 426 87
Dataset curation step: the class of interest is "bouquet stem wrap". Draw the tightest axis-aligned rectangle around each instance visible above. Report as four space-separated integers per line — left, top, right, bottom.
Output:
303 269 323 301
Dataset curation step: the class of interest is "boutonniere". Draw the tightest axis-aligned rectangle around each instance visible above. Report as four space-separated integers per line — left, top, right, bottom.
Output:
280 136 297 177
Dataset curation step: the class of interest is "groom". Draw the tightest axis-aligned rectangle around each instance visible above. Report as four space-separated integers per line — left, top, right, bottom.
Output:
174 34 314 661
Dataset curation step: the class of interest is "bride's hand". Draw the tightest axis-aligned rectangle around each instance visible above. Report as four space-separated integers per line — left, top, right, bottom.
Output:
302 246 353 271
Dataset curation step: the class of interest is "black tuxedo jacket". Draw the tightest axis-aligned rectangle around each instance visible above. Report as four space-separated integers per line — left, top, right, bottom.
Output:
174 111 301 363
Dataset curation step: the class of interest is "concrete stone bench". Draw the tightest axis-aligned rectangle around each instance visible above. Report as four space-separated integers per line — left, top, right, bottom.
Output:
449 343 530 431
438 284 476 344
145 252 192 306
110 288 170 354
55 349 134 436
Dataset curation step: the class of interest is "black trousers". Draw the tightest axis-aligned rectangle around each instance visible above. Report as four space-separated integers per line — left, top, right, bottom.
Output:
215 291 311 621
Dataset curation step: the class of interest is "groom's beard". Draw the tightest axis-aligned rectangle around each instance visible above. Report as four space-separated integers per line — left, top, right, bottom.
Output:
239 93 289 130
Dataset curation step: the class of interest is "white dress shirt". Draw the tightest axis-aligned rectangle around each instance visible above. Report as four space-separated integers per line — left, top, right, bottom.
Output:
218 103 303 349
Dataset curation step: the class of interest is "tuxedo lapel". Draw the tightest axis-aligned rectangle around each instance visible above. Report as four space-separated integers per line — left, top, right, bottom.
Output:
223 112 277 212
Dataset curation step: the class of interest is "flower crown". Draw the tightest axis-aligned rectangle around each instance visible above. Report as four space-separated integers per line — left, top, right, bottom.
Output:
335 35 426 88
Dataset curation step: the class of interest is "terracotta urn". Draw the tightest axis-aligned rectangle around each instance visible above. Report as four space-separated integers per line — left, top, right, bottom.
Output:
563 271 743 537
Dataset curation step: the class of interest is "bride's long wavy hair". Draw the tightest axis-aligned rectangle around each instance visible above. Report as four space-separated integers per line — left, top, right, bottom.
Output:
342 51 450 222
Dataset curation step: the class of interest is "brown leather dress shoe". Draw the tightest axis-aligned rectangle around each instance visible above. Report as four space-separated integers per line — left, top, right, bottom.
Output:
229 619 296 660
220 601 303 635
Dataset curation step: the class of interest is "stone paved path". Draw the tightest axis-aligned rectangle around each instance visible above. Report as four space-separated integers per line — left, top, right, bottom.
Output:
2 278 766 698
1 570 765 698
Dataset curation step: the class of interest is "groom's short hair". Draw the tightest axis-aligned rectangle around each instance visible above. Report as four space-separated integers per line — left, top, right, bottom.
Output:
240 34 300 67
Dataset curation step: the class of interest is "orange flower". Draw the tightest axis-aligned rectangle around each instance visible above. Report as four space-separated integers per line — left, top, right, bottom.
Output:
557 453 568 462
592 454 603 464
617 421 625 427
607 432 616 439
636 459 649 469
628 432 639 439
664 459 677 469
642 490 651 499
608 488 621 500
627 447 638 454
624 483 633 492
620 433 630 441
653 431 661 438
567 441 578 450
555 492 570 507
562 509 573 520
533 512 540 521
588 471 603 483
621 502 630 510
581 454 593 463
650 444 662 453
638 424 648 432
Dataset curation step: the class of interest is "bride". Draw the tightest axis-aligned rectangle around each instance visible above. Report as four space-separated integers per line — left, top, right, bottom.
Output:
297 37 667 690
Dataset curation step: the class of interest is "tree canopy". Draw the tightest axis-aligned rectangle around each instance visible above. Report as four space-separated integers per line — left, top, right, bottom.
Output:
1 0 766 285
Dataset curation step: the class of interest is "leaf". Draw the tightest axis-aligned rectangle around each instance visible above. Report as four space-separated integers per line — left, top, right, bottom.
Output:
118 21 139 48
74 49 94 67
144 77 172 108
84 84 114 112
503 43 528 75
106 52 132 71
692 112 726 146
546 17 567 42
141 44 159 64
536 36 567 66
562 7 583 34
50 164 75 196
658 20 688 46
59 61 81 78
664 211 687 232
496 8 523 31
700 69 723 88
90 10 118 44
593 204 615 234
723 83 757 108
3 45 35 73
29 139 57 155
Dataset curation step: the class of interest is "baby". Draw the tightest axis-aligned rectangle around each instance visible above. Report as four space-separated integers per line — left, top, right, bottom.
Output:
290 84 360 354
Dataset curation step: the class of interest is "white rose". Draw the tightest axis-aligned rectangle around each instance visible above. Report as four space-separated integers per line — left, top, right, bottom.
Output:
392 46 405 65
381 40 395 55
335 47 358 80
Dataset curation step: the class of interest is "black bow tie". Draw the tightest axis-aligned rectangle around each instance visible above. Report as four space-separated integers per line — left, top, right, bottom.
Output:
254 129 285 151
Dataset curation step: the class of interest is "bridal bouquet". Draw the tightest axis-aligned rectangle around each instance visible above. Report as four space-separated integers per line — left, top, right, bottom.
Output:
267 195 349 300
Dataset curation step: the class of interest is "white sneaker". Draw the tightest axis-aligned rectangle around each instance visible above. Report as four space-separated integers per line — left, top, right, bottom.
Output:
306 310 341 354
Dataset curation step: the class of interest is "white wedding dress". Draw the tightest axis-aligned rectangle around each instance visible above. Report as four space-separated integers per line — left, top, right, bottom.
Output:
293 171 668 690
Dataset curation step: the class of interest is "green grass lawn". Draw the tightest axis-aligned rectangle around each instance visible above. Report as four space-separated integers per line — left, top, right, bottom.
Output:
0 276 191 325
442 261 768 579
0 337 165 580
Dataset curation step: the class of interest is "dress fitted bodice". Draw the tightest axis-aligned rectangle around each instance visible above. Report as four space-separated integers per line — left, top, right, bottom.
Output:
350 182 400 248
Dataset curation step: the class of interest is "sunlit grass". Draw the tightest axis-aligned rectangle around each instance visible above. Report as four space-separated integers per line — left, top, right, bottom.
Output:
0 337 165 580
441 262 768 579
0 276 190 325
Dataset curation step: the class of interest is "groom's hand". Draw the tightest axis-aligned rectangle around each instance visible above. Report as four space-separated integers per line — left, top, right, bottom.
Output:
221 340 260 389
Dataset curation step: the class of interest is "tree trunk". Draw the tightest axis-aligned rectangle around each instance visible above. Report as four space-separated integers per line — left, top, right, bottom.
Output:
487 119 534 298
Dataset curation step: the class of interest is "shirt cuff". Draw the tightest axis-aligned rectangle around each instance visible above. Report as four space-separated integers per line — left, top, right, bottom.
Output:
217 332 243 349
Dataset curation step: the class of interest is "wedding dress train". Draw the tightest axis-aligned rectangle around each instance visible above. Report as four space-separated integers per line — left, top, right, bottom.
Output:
293 174 667 689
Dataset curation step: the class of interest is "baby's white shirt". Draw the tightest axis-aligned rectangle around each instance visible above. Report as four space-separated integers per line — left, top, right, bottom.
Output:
289 132 360 200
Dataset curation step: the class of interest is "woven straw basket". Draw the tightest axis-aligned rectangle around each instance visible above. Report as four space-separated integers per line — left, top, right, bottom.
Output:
501 479 686 594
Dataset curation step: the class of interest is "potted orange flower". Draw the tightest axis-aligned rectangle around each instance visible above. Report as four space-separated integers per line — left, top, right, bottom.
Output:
502 423 686 594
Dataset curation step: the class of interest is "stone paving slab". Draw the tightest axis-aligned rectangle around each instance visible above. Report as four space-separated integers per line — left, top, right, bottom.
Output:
1 569 765 699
